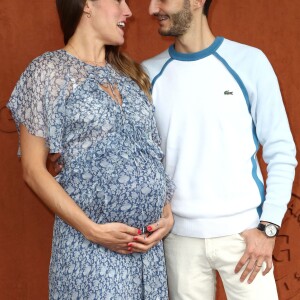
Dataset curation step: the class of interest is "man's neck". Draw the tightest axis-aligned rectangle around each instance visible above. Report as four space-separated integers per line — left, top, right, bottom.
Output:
174 15 215 54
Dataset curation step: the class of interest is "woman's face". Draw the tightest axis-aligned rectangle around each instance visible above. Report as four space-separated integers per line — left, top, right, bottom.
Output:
86 0 132 45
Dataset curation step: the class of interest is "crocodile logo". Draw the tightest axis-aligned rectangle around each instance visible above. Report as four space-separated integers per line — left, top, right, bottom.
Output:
224 90 233 95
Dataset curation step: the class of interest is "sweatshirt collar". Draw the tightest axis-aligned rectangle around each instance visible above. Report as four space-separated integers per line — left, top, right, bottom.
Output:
168 36 224 61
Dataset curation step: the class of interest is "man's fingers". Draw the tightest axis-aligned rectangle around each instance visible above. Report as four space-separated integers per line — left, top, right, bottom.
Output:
54 163 63 173
48 152 61 162
247 266 261 284
239 258 269 283
239 259 256 282
234 254 248 273
262 259 272 276
247 261 264 283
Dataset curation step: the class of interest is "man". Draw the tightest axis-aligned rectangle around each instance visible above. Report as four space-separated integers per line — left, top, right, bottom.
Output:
142 0 297 299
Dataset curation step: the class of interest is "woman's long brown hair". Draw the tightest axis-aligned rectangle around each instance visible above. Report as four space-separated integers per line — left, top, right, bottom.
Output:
106 46 151 99
56 0 151 99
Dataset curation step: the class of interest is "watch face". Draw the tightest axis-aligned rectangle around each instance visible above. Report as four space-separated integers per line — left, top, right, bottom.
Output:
265 224 277 237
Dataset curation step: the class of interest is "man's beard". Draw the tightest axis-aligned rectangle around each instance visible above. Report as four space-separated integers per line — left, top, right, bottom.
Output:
159 0 192 37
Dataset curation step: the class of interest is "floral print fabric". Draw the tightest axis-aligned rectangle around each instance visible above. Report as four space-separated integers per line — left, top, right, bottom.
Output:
7 50 175 300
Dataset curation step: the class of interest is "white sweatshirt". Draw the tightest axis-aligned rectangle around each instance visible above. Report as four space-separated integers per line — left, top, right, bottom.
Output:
142 37 297 238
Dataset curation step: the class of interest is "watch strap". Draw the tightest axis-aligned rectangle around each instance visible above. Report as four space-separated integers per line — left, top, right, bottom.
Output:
257 223 266 231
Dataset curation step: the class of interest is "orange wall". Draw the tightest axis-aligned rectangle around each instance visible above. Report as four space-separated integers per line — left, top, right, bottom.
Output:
0 1 299 299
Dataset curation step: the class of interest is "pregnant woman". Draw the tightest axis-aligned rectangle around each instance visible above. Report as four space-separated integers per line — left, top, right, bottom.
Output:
7 0 174 299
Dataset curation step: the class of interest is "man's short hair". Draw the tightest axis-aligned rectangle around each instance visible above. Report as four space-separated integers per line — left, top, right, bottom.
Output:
203 0 212 16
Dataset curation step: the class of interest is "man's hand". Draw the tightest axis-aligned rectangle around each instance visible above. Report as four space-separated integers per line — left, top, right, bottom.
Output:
47 153 63 176
234 228 276 284
127 203 174 253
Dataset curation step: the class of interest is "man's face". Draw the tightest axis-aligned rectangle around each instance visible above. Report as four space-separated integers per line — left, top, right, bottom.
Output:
149 0 192 37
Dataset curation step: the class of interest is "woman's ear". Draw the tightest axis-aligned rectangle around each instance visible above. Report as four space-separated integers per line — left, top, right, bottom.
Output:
83 1 92 16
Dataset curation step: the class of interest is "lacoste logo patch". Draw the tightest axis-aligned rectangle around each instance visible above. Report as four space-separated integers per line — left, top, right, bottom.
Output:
224 90 233 95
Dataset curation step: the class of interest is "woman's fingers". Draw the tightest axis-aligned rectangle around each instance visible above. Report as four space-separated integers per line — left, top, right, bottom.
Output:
128 238 158 253
128 230 162 253
93 218 170 254
119 223 140 236
129 215 172 251
92 223 140 253
146 218 165 233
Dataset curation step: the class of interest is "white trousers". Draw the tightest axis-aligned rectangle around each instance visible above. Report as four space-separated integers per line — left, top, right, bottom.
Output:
164 233 278 300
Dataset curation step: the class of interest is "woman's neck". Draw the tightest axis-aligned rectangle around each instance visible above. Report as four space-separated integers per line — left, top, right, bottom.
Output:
65 34 106 66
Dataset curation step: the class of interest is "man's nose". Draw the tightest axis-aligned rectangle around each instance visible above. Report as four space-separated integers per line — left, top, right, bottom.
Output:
149 0 159 15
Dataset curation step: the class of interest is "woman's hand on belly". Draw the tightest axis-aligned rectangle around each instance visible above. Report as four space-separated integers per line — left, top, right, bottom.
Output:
85 222 140 254
127 203 174 253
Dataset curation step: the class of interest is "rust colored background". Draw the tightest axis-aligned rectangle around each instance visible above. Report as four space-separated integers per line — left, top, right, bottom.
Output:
0 1 299 299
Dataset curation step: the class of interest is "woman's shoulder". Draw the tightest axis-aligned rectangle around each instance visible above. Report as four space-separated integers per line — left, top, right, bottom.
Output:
27 50 67 72
20 50 76 87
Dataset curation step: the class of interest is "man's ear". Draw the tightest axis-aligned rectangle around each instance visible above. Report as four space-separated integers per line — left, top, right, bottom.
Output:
192 0 205 10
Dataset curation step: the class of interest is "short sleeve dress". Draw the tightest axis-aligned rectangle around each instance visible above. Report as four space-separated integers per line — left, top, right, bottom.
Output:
7 50 175 300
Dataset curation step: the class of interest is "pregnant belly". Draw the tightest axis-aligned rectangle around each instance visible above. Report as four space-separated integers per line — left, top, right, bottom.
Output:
58 151 167 228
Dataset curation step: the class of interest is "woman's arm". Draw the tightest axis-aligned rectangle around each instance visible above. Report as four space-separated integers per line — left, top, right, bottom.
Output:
20 125 138 254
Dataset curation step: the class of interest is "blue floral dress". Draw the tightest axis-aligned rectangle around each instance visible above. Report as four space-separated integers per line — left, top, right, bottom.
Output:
7 50 175 300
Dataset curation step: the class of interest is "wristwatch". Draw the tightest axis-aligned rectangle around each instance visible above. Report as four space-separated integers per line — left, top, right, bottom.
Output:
257 222 279 237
